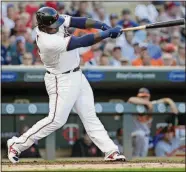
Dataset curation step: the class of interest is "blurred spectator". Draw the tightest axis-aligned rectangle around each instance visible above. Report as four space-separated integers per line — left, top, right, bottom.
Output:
67 1 79 16
34 57 43 66
132 41 141 57
18 3 25 14
1 2 7 18
103 42 115 56
147 30 161 45
162 43 177 53
170 32 182 51
132 43 163 66
116 31 136 62
20 12 30 26
1 26 11 65
135 2 159 23
180 2 185 18
19 125 41 158
45 1 57 10
155 125 181 157
10 16 22 36
73 1 91 18
162 53 176 66
31 13 37 29
3 4 16 29
8 36 33 65
120 57 130 66
174 44 185 66
22 53 33 66
133 19 148 43
128 87 178 157
110 46 122 66
114 128 123 154
25 3 39 28
56 2 66 14
118 9 138 28
71 129 102 157
158 2 182 34
99 53 110 66
92 7 110 26
109 14 119 27
146 29 163 61
159 2 182 21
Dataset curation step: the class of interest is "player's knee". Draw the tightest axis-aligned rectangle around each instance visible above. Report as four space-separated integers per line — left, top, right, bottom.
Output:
52 118 67 129
136 134 145 141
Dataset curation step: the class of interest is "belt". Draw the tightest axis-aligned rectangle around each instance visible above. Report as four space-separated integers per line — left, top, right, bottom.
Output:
47 66 80 75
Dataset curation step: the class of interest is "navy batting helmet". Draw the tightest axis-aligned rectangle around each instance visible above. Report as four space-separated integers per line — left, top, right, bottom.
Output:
36 7 65 28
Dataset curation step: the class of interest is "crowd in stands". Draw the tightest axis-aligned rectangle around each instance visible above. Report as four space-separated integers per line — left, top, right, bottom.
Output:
1 1 185 66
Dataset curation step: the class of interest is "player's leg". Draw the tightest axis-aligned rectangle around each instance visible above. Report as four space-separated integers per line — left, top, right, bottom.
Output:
7 72 81 163
132 132 149 157
73 74 125 161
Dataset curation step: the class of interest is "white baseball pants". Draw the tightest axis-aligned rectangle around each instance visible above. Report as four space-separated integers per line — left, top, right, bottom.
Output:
13 70 118 154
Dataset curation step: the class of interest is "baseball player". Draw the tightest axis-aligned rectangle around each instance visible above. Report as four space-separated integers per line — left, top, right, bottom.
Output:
7 7 125 163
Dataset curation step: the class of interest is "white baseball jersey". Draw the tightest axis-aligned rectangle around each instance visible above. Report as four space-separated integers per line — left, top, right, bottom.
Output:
35 14 80 74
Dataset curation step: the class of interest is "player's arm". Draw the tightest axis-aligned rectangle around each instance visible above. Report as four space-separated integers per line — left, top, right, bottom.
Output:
67 26 122 51
69 17 111 30
127 97 153 111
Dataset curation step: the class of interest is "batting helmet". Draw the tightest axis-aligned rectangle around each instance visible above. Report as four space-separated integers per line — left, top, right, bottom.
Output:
36 7 65 29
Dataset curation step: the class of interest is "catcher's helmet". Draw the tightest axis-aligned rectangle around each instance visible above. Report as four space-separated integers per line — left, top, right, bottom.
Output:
36 7 65 28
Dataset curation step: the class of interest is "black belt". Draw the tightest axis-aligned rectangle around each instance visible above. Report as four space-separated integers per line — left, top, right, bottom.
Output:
47 66 80 75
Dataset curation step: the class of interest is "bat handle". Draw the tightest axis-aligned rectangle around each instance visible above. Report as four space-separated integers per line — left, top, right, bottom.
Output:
122 25 146 32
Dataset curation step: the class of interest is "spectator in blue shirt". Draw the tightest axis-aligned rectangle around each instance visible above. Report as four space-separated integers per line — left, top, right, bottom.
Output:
155 125 181 157
1 26 11 65
116 31 136 62
117 9 139 28
8 36 33 65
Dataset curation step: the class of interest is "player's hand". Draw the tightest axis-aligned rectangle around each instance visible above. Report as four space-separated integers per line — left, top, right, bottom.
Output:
146 102 153 112
109 26 123 38
101 23 111 31
163 98 178 115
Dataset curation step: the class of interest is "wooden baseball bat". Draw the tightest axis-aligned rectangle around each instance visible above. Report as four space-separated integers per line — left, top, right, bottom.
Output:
122 18 185 32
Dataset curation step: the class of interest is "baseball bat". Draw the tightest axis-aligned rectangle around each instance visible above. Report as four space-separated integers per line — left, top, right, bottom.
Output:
122 18 185 32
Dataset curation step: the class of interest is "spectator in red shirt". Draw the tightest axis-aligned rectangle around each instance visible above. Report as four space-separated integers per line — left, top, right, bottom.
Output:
45 1 57 10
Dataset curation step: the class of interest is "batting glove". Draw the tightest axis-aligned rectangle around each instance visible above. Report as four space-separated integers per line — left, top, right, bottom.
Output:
109 26 123 38
101 23 112 31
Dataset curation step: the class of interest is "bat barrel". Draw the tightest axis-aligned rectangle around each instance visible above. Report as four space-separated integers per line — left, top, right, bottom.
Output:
146 18 185 29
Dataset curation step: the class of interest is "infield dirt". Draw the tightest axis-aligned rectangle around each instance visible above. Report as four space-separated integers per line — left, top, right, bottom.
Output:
2 157 185 171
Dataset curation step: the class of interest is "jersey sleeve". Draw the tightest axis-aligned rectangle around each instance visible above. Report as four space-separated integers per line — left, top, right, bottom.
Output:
60 14 71 27
44 34 71 54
